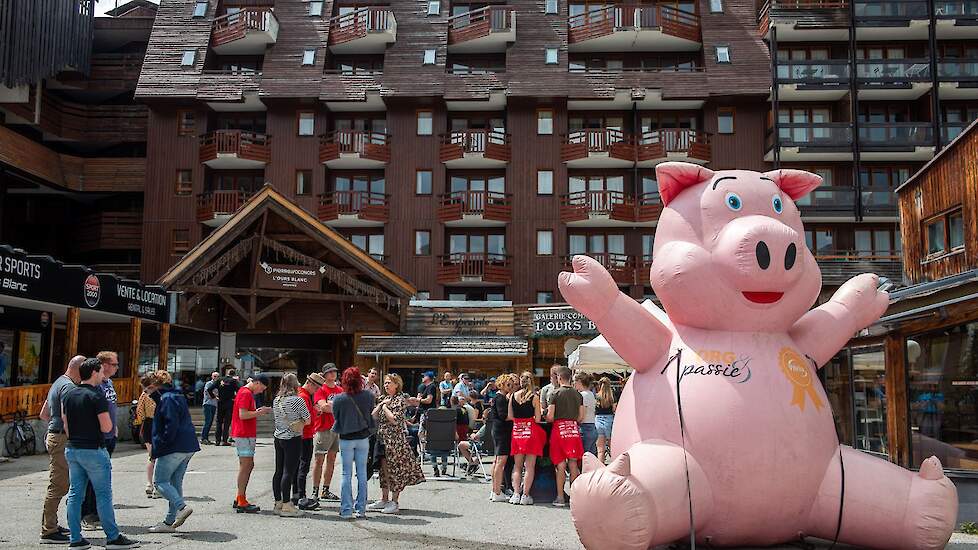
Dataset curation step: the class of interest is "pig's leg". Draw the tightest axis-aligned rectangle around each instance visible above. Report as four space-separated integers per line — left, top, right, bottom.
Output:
806 446 957 550
571 440 713 550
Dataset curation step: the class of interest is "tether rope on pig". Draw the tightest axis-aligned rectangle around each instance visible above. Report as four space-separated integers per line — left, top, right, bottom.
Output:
662 349 697 550
805 352 845 550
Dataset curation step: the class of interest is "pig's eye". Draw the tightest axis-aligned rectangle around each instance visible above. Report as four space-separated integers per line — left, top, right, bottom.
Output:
724 192 743 211
772 195 784 214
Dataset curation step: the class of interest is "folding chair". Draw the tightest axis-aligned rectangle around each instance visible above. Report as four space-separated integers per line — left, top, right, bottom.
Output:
421 408 460 478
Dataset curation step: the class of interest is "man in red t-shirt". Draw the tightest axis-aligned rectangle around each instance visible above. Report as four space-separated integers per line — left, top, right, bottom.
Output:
294 372 325 510
231 374 270 513
311 364 343 501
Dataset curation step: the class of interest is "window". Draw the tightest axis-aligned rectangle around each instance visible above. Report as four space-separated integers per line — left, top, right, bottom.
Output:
415 291 431 300
171 229 190 255
309 1 323 16
537 230 554 255
537 170 554 195
716 45 731 64
717 108 734 134
193 1 208 17
415 230 431 255
295 170 312 195
176 170 192 196
950 210 965 249
545 48 559 64
427 0 440 15
416 170 433 195
423 49 437 65
537 291 554 304
417 111 433 135
546 0 558 14
710 0 723 12
351 234 385 261
924 208 965 257
537 109 554 135
180 50 196 66
177 111 196 136
297 111 315 136
302 49 316 66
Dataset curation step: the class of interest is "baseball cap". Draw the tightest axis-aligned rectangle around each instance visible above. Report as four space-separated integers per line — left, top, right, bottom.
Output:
322 363 338 373
253 374 270 386
306 372 326 386
488 376 496 382
459 372 470 379
424 371 435 378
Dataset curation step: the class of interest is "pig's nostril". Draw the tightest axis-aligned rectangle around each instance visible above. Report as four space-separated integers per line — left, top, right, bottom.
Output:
785 243 797 270
755 241 771 270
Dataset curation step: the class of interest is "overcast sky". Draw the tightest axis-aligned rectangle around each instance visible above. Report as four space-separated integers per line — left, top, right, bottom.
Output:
95 0 159 16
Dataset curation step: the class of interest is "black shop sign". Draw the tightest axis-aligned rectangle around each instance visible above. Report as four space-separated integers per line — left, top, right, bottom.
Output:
0 245 170 323
531 308 598 337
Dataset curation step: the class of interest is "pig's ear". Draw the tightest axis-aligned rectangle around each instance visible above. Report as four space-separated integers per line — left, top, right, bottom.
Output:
763 169 823 201
656 162 715 207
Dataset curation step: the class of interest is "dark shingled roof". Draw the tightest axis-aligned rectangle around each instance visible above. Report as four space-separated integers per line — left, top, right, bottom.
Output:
357 336 529 357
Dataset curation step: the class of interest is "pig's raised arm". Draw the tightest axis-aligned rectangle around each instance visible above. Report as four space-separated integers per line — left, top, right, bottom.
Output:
559 255 672 373
789 273 890 367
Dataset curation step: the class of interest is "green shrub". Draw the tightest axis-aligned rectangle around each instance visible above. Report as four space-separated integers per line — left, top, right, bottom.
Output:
960 521 978 535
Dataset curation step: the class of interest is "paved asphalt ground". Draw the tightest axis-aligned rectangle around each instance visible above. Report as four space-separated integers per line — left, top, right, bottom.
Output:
1 438 977 550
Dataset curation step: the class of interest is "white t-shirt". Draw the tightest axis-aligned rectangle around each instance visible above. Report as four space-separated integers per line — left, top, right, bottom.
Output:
580 390 597 424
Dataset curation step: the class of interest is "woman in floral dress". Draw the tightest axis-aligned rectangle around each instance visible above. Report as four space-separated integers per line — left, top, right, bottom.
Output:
367 373 425 514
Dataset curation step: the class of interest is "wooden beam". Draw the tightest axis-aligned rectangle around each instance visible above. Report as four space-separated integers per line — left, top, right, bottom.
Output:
363 301 399 326
255 297 290 324
128 318 141 383
65 307 80 358
158 323 170 370
264 233 315 242
219 293 251 322
884 333 910 468
175 285 383 304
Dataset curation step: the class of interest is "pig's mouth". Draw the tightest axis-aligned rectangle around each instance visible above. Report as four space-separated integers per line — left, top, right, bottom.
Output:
742 291 784 304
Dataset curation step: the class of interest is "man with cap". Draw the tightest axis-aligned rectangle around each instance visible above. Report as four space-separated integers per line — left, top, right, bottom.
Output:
453 373 472 400
294 372 324 510
416 372 438 418
231 374 270 512
312 364 343 501
481 377 498 404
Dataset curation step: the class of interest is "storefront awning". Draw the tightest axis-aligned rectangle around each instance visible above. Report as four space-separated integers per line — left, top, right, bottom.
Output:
357 336 529 357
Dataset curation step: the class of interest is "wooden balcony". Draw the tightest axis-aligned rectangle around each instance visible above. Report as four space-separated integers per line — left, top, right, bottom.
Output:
0 90 147 142
196 190 251 226
199 130 271 168
561 128 637 167
564 253 635 286
319 130 390 168
440 129 511 168
636 255 654 285
448 6 516 53
76 212 142 253
437 190 512 226
560 190 637 225
637 128 711 167
52 53 143 91
637 192 663 222
328 7 396 54
212 8 279 55
816 250 903 286
437 252 511 285
757 0 850 41
317 190 389 227
568 4 701 52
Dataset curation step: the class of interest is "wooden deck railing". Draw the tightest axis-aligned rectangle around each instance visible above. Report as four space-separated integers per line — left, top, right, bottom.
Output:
318 190 389 219
638 128 711 162
321 129 389 154
438 190 512 222
564 253 635 285
437 252 511 284
196 190 251 221
0 384 52 418
448 6 515 44
328 7 395 45
569 4 700 43
198 130 271 164
212 8 277 46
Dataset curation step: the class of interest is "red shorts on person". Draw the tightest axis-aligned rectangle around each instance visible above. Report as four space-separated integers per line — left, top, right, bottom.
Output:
549 419 584 464
510 418 546 456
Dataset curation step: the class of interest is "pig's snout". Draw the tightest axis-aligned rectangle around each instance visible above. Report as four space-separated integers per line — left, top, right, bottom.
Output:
719 216 804 281
755 240 798 271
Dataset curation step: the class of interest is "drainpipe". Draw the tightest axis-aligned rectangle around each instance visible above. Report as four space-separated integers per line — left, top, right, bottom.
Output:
848 2 862 222
770 25 780 169
928 0 941 152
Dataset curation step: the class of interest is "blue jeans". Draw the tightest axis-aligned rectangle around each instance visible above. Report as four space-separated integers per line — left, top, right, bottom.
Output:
154 451 194 524
339 437 369 517
580 423 598 456
65 447 119 543
201 405 216 440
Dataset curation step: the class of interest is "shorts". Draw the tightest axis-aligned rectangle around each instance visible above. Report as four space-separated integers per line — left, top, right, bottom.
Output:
549 420 584 465
595 414 615 438
492 426 511 457
314 430 339 454
234 437 257 458
510 418 545 457
141 422 153 446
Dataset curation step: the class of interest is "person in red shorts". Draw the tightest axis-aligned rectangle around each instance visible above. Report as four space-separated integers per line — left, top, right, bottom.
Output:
231 375 271 513
294 373 325 510
546 366 584 508
312 364 343 501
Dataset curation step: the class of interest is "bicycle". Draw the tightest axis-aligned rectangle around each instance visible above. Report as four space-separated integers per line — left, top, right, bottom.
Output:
3 409 37 458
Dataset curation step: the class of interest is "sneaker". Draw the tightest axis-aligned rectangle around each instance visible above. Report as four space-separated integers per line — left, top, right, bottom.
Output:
381 502 399 514
508 492 521 505
148 522 175 533
323 490 340 501
235 503 260 514
339 513 354 520
440 466 447 476
297 498 320 511
39 531 70 544
489 491 508 502
520 494 534 505
432 466 441 477
504 488 514 496
80 519 100 532
58 526 70 535
171 506 193 528
68 539 91 549
354 511 367 519
200 439 213 445
366 500 388 511
105 535 140 549
273 501 283 515
278 502 301 518
467 462 480 475
145 483 153 495
552 498 566 507
148 490 161 499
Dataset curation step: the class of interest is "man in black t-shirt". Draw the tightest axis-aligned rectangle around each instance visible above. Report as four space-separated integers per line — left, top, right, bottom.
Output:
215 366 240 446
415 372 438 419
63 358 138 549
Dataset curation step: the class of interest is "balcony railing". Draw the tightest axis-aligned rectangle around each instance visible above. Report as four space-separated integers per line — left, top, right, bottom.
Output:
934 1 978 17
568 4 701 44
196 190 251 222
861 188 898 216
437 252 511 284
328 7 395 46
439 130 511 164
941 122 971 143
768 123 853 149
795 186 856 215
319 130 390 164
758 0 850 34
198 130 271 165
317 190 389 223
561 190 637 223
564 253 635 285
775 59 851 84
438 190 512 223
637 192 663 222
638 128 711 163
855 59 931 82
448 6 515 45
212 8 278 47
637 254 654 284
937 59 978 80
854 0 929 20
858 123 933 148
816 250 903 285
562 128 637 163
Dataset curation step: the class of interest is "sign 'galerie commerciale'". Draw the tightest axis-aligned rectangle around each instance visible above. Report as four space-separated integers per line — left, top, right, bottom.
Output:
531 308 598 337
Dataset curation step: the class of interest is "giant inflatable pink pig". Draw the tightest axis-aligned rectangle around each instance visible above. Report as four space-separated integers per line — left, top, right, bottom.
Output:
559 162 958 550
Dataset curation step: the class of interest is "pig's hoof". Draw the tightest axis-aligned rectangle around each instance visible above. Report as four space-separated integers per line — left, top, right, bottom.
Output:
571 454 654 550
905 457 957 550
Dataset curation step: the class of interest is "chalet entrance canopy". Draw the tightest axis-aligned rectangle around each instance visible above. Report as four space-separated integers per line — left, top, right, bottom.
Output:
0 244 171 323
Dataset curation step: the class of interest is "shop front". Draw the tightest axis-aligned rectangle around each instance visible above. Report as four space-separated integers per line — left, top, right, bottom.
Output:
525 305 599 381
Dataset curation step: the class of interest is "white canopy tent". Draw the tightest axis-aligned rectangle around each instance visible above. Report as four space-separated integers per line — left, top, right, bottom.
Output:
567 300 666 374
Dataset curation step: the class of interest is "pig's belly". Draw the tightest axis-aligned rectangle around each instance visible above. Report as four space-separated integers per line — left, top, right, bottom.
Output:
617 345 840 544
